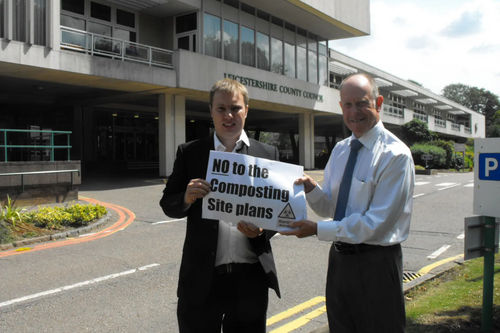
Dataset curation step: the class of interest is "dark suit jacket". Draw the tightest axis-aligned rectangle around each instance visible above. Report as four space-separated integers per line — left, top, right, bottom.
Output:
159 134 281 306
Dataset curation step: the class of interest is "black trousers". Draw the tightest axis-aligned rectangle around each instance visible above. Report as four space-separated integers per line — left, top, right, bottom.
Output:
326 243 405 333
177 264 269 333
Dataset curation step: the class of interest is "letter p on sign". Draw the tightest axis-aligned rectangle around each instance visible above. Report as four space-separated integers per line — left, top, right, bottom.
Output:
479 154 500 180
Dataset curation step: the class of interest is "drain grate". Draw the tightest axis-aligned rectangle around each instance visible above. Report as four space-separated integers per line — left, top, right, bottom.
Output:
403 271 422 283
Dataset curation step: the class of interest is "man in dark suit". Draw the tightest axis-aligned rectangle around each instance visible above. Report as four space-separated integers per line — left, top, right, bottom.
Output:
160 78 280 333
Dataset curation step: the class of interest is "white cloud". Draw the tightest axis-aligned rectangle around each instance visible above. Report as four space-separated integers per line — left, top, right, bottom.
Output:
329 0 500 97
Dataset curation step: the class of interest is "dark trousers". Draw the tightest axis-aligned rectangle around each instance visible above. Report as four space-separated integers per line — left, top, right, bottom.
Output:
326 243 405 333
177 264 269 333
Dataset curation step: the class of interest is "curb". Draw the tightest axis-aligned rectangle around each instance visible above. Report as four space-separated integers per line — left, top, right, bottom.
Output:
0 213 111 251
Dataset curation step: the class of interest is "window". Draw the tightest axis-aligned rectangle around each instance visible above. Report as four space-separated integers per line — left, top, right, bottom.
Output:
308 50 317 84
13 0 27 43
241 2 254 15
62 0 84 15
257 32 269 70
88 21 111 36
319 55 327 86
224 0 239 9
284 42 295 78
176 12 196 33
223 20 239 63
271 37 283 74
117 9 135 28
90 2 111 22
61 14 86 30
241 26 255 67
204 13 221 58
0 0 5 38
114 28 136 42
297 46 307 81
34 0 47 45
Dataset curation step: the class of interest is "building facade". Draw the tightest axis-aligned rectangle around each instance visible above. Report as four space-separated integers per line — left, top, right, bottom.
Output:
0 0 485 178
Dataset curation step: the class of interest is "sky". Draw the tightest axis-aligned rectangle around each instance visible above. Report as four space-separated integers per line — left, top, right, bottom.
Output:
328 0 500 98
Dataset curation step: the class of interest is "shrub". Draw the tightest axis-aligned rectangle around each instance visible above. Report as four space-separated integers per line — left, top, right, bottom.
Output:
24 204 107 230
0 221 16 244
1 195 24 227
427 140 454 168
410 143 446 169
414 165 425 171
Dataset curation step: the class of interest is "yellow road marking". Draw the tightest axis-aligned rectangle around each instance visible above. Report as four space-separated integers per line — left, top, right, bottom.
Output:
15 247 32 252
267 296 325 326
418 253 464 275
269 306 327 333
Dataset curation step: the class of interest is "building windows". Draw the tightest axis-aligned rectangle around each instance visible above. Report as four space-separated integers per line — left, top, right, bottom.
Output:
201 1 327 84
117 9 136 29
90 2 111 22
257 32 269 71
308 50 317 84
204 13 221 58
241 26 255 67
388 94 406 109
413 102 427 122
223 19 239 63
284 42 295 79
62 0 84 15
296 46 307 81
0 0 4 38
61 0 137 45
271 37 283 74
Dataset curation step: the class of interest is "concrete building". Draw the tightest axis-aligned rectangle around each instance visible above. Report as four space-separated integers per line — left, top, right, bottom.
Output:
0 0 485 180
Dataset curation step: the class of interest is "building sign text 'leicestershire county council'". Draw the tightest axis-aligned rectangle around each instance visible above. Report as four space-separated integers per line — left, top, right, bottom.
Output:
224 73 324 103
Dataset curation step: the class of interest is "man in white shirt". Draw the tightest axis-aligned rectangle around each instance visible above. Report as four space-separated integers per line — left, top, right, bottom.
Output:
160 78 280 333
281 73 415 332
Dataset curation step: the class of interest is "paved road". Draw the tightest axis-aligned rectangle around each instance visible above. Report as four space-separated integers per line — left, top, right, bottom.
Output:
0 171 474 332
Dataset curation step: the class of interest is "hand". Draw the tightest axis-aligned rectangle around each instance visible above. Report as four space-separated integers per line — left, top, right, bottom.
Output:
295 173 317 194
184 178 211 205
279 220 317 238
237 222 263 238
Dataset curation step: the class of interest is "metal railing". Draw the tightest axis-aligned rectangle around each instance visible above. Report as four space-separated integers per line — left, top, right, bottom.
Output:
1 129 72 162
465 126 472 134
60 26 174 69
413 113 428 122
434 119 446 128
451 123 461 131
383 105 404 118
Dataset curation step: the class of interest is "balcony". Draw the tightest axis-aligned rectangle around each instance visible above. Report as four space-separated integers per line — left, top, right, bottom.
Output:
451 123 460 131
413 113 428 122
383 105 404 118
60 27 174 69
465 127 472 134
434 119 446 128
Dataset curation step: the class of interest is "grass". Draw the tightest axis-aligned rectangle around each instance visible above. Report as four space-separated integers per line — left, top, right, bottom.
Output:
405 253 500 332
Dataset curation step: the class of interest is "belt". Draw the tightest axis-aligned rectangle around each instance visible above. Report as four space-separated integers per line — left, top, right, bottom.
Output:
215 263 261 274
333 242 382 254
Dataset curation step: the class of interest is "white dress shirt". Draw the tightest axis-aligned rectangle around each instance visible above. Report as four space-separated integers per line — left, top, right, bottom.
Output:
213 131 259 266
307 121 415 245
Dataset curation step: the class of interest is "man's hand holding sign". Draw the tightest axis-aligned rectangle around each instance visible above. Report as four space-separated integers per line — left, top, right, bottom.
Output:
202 151 307 232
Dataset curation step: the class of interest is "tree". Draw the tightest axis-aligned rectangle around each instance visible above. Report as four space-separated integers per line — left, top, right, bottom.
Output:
486 110 500 137
400 119 436 147
442 83 499 117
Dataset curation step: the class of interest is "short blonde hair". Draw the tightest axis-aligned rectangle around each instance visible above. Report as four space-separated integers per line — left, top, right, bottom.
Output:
210 78 249 107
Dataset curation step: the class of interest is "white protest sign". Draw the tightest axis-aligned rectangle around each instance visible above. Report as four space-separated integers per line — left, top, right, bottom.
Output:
202 151 307 231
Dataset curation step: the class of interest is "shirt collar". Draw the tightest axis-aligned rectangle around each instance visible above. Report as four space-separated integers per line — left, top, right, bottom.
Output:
350 121 384 150
214 131 250 152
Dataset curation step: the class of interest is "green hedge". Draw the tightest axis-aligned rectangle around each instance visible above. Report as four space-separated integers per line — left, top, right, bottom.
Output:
411 143 446 168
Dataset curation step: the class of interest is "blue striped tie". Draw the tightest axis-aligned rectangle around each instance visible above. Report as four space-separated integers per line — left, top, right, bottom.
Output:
334 139 363 221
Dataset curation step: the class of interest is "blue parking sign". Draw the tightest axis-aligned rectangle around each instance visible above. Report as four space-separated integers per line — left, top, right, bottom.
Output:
479 153 500 180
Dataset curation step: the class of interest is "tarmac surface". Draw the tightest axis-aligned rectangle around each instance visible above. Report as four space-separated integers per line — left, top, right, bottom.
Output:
1 169 464 332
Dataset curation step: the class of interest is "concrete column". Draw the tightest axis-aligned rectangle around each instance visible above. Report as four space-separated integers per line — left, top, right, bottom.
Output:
159 94 186 177
299 113 315 169
47 0 60 48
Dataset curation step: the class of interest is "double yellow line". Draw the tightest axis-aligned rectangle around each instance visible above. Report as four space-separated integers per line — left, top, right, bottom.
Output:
267 296 326 333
